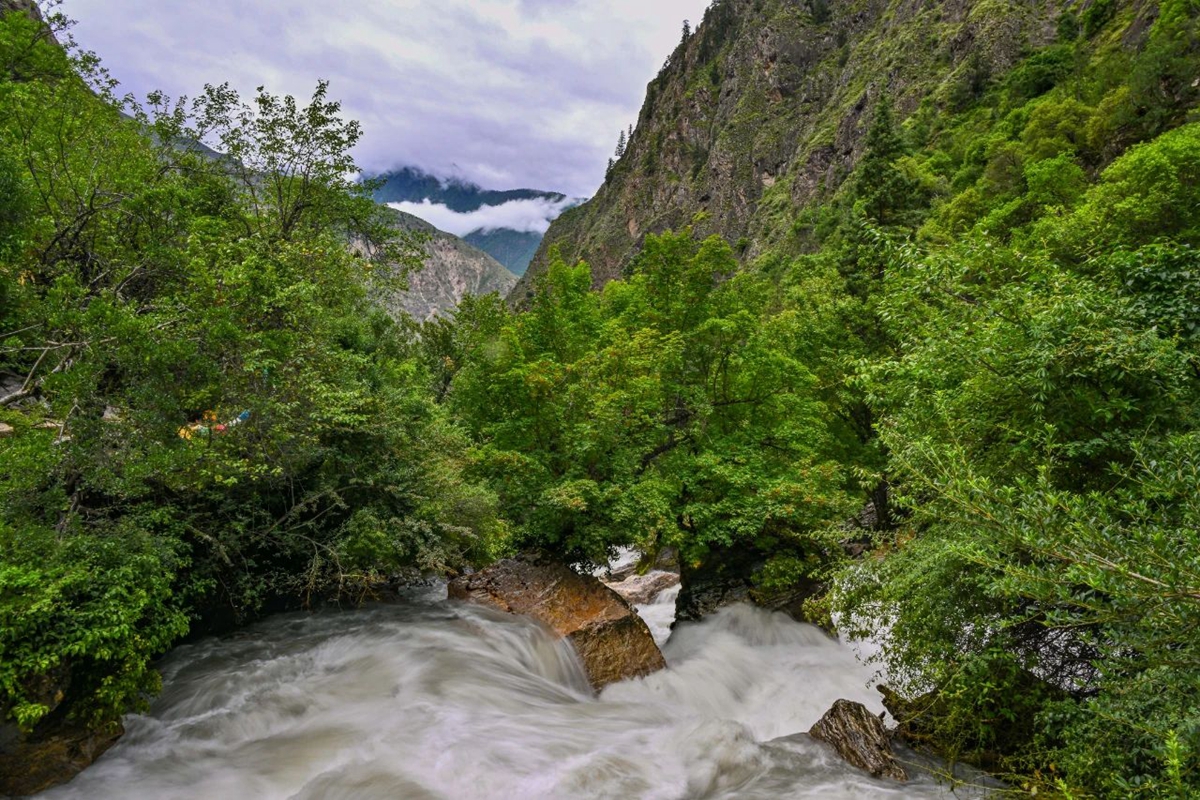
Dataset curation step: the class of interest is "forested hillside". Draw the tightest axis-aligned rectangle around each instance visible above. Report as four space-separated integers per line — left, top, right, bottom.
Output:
3 0 1200 796
497 0 1200 794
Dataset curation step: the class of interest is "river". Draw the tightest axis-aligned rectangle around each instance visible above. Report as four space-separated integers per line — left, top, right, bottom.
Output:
41 583 988 799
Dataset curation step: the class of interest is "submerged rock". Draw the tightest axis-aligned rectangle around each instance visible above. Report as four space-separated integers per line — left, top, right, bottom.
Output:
448 554 666 690
809 699 908 782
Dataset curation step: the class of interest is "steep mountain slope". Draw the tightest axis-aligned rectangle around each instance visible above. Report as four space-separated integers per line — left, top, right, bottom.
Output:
0 0 39 19
372 166 573 276
462 228 542 275
381 207 517 320
513 0 1081 301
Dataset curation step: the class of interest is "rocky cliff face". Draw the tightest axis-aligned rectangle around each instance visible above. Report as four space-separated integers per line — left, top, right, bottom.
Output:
380 207 517 320
513 0 1076 302
0 0 39 19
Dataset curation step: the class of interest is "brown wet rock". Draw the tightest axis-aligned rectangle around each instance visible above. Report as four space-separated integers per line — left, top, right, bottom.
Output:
604 570 680 606
809 699 908 782
449 554 666 690
0 721 123 797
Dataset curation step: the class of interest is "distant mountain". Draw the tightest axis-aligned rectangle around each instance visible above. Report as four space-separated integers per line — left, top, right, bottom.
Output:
371 166 565 212
371 167 576 276
378 206 517 321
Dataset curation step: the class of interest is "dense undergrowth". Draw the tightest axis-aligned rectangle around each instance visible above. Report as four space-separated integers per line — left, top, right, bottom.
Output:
2 1 1200 797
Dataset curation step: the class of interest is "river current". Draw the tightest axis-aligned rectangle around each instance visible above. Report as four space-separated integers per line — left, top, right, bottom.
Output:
42 582 986 799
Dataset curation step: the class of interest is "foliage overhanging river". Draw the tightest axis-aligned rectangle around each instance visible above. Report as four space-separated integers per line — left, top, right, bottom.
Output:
41 583 987 799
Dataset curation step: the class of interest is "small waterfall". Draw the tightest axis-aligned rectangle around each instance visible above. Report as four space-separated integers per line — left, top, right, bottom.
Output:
40 589 987 799
635 581 680 647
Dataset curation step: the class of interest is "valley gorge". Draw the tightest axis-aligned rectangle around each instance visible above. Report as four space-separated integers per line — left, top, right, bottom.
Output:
2 0 1200 797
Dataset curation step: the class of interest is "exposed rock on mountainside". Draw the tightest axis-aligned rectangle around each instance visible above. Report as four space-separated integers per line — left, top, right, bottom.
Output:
513 0 1075 302
0 0 39 19
448 554 666 690
379 207 517 320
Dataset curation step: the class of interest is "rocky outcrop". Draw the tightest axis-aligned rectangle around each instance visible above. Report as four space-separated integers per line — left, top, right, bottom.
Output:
376 206 517 321
604 570 680 606
675 551 756 623
0 663 122 796
513 0 1069 304
675 543 823 626
448 555 666 690
809 699 907 782
0 720 123 797
1 0 42 20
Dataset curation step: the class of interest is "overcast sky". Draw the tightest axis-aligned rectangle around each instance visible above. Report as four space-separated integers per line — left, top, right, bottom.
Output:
58 0 711 197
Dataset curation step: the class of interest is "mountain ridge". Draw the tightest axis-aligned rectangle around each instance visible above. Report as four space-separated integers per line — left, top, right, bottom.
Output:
371 165 567 212
512 0 1083 302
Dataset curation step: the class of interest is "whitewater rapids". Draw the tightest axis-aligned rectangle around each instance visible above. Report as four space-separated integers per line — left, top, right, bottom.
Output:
41 586 985 799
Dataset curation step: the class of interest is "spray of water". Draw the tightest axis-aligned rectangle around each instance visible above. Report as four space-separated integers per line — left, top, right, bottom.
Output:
40 588 986 799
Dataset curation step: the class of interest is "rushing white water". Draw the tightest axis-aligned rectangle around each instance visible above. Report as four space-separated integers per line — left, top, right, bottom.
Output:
41 588 986 800
636 582 681 647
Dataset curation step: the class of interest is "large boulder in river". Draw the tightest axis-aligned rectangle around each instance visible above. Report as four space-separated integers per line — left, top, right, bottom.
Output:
449 554 666 690
809 699 908 782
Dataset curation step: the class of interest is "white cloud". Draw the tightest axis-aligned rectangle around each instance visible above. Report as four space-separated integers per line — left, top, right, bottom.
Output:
58 0 712 196
390 196 577 236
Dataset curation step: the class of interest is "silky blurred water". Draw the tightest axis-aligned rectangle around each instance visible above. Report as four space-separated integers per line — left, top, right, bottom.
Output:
40 586 987 799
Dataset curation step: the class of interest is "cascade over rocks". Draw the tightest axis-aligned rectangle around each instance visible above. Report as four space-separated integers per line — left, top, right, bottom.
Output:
448 553 666 690
809 699 908 782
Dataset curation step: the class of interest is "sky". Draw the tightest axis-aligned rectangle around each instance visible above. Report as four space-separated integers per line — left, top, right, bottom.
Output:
58 0 712 197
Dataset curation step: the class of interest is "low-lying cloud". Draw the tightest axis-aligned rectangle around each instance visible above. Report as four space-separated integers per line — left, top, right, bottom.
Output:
390 196 577 236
